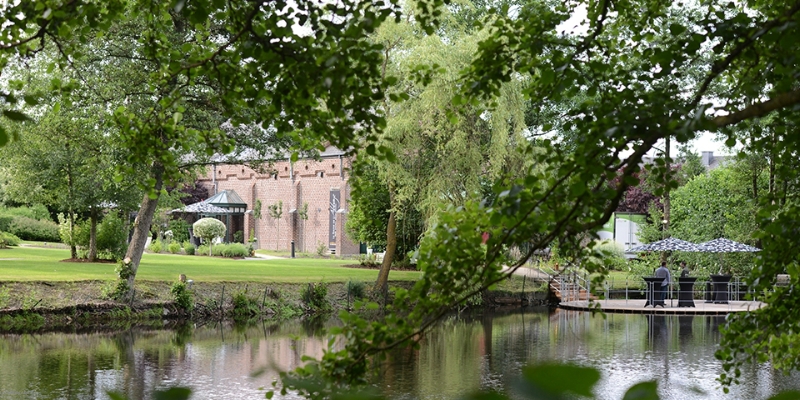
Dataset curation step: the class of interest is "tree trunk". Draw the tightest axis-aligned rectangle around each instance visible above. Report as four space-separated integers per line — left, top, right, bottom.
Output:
769 153 776 200
375 192 397 293
66 145 77 260
123 164 164 296
88 206 98 262
68 212 77 260
661 136 671 264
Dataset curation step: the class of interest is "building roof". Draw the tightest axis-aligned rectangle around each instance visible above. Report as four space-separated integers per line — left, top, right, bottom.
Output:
206 190 246 206
640 150 731 170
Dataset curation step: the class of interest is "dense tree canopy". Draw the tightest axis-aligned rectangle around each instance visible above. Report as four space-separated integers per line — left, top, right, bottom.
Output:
365 13 530 288
1 0 401 298
5 0 800 397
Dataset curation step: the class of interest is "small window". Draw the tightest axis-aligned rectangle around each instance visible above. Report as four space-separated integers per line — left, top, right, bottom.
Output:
331 164 335 169
318 171 324 178
241 168 244 174
285 166 288 171
273 173 278 180
305 165 309 170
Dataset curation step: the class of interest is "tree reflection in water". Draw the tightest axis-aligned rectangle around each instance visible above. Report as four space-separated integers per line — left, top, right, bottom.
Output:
0 310 799 399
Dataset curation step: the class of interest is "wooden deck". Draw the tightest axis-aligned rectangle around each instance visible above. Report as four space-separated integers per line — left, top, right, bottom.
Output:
559 299 765 315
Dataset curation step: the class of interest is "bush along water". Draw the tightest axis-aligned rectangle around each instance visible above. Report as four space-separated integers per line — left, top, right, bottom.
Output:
0 281 380 334
231 291 260 319
170 282 193 314
301 282 331 313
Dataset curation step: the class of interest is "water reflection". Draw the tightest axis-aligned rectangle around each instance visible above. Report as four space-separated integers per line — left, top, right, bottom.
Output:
1 310 799 400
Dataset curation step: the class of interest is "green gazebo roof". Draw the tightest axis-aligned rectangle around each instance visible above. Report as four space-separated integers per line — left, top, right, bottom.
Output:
206 190 246 207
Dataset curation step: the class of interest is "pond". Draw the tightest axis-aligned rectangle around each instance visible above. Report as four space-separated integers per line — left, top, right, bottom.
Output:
0 308 797 400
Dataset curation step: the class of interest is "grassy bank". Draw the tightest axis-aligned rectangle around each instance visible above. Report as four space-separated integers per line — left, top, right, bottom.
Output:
0 245 422 282
0 245 549 333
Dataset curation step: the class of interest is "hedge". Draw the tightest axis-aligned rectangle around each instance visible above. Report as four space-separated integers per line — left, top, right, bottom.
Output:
7 216 60 242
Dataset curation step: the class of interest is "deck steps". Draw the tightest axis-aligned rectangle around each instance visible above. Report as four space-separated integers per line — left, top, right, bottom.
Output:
549 278 597 301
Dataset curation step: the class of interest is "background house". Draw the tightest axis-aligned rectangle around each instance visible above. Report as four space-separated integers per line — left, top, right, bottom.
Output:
197 146 359 255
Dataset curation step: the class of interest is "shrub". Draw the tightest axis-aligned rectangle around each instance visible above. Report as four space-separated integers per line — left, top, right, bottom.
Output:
300 282 330 312
183 241 196 255
168 219 191 244
209 243 249 258
590 240 627 271
170 282 193 312
316 242 327 257
8 216 60 242
231 291 259 318
196 245 209 256
233 230 244 243
0 205 50 221
359 253 378 266
96 213 128 260
346 280 366 300
149 239 163 253
222 243 248 258
193 218 226 255
0 216 12 232
0 231 21 248
168 241 181 254
58 214 89 248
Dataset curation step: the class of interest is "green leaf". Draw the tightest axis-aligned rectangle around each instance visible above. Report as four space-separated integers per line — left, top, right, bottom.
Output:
106 392 128 400
23 95 39 106
669 23 687 35
519 363 600 398
570 181 586 197
540 69 555 85
767 391 800 400
2 110 30 122
622 381 659 400
153 387 192 400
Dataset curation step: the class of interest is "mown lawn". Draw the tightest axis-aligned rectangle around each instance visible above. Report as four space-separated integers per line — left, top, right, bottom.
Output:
0 246 422 283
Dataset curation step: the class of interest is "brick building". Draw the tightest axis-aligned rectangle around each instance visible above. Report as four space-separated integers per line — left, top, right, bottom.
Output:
197 146 359 255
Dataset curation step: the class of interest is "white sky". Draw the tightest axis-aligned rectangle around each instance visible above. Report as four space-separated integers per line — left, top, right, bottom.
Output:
558 4 733 158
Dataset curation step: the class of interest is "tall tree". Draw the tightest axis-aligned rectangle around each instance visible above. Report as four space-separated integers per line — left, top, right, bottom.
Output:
1 102 137 260
369 14 529 291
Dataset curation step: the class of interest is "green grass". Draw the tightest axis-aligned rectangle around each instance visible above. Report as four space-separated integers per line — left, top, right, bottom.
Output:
0 246 422 283
256 249 322 258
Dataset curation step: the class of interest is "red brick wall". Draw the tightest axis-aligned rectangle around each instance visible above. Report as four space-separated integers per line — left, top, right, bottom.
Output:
197 154 360 255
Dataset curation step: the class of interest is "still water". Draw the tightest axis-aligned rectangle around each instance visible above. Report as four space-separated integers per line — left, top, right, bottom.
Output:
0 308 798 400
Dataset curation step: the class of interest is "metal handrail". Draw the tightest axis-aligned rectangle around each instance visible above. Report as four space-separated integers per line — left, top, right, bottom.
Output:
553 272 592 302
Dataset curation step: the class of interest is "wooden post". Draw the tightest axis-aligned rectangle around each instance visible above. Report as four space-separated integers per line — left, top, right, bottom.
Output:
220 285 225 313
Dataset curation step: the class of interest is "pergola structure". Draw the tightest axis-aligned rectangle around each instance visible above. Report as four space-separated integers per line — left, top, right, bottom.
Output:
170 190 247 243
203 190 247 242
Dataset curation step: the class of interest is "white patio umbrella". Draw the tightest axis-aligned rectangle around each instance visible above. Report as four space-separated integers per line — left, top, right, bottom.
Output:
696 237 760 280
628 237 700 252
695 238 760 253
